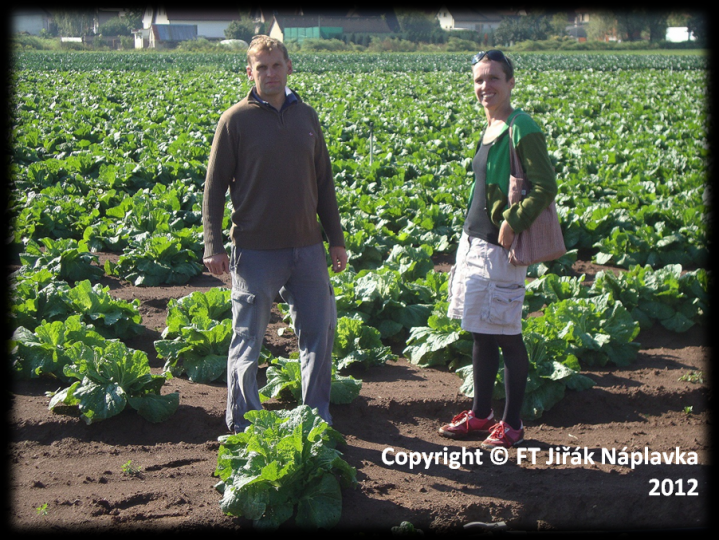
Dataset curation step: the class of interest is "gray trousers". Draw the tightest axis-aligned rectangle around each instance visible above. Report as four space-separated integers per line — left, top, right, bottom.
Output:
226 242 336 432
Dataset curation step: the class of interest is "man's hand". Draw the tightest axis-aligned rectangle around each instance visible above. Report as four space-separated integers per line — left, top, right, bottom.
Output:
203 252 230 275
329 246 348 273
498 221 516 251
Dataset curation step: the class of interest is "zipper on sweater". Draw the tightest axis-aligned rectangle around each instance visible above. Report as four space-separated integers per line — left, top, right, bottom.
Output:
260 102 285 128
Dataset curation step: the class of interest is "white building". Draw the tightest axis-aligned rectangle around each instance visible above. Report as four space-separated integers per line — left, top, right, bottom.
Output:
436 7 517 34
11 9 52 35
665 26 695 42
140 7 241 40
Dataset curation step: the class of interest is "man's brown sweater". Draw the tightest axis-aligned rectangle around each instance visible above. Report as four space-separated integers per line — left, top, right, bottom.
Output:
202 88 344 258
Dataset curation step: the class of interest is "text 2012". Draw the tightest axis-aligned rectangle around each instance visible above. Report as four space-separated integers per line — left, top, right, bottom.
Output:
648 478 698 496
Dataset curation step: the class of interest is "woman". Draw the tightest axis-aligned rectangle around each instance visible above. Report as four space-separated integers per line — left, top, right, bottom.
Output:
439 50 557 449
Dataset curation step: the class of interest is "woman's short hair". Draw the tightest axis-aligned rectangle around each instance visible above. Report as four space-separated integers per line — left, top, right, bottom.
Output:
471 49 514 80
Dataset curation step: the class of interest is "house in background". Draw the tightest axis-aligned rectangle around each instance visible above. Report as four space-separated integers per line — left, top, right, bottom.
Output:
11 8 53 35
436 7 512 35
666 26 695 42
565 9 590 42
267 9 397 42
135 7 241 47
148 24 198 48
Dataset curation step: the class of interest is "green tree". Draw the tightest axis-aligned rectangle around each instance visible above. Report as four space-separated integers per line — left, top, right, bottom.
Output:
611 10 669 42
667 12 690 27
225 16 256 41
586 11 617 41
524 13 553 40
124 9 144 32
494 13 552 45
494 16 521 45
52 10 94 36
98 17 132 37
686 13 706 43
645 12 669 42
550 12 569 38
396 9 445 43
614 10 649 41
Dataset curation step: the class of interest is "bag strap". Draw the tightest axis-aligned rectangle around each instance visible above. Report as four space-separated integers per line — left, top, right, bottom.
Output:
507 112 529 180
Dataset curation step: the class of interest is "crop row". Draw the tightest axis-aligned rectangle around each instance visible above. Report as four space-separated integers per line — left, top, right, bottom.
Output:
11 64 709 271
13 50 708 73
11 259 708 422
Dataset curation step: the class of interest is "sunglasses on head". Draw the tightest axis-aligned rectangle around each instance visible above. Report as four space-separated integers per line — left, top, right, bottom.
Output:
471 50 511 66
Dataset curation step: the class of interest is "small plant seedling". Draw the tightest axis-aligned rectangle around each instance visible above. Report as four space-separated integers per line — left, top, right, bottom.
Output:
391 521 424 536
678 371 703 384
36 503 48 516
121 460 142 476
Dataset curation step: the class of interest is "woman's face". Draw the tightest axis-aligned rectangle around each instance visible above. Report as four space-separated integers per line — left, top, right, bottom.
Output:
473 59 515 113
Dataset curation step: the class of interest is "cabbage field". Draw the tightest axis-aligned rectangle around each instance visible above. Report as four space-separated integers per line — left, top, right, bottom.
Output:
8 51 711 533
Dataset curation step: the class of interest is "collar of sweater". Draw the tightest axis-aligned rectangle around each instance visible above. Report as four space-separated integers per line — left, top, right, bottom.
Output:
249 86 298 112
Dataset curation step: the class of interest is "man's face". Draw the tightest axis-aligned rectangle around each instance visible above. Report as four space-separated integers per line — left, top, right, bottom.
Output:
246 48 292 105
473 59 515 112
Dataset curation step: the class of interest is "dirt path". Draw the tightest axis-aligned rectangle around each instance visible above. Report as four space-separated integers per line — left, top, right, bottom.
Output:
8 257 711 534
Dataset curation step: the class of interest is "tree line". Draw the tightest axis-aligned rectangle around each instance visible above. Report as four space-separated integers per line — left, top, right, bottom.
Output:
30 9 707 47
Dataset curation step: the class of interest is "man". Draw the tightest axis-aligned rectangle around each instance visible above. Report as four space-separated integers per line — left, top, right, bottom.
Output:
202 35 347 434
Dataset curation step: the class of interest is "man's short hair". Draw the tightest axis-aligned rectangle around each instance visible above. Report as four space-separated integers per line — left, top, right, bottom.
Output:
247 35 289 64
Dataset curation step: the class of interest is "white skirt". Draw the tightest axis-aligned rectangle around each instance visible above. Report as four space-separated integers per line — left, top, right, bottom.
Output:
447 231 527 335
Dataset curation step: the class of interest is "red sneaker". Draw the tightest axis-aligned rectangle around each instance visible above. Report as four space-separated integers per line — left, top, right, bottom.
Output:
480 420 524 449
438 410 497 439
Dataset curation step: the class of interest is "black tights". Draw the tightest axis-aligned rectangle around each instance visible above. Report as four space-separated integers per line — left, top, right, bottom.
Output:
471 332 528 431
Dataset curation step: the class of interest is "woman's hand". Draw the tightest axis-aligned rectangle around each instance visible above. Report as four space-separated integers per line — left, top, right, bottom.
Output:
498 221 515 250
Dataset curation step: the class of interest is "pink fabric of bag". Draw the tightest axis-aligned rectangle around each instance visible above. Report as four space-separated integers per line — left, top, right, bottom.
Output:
506 115 566 267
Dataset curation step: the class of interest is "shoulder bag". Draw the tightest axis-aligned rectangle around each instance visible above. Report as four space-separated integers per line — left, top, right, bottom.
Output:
506 114 566 267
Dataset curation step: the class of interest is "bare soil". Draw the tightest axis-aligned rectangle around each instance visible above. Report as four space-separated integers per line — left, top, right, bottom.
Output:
7 255 713 535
